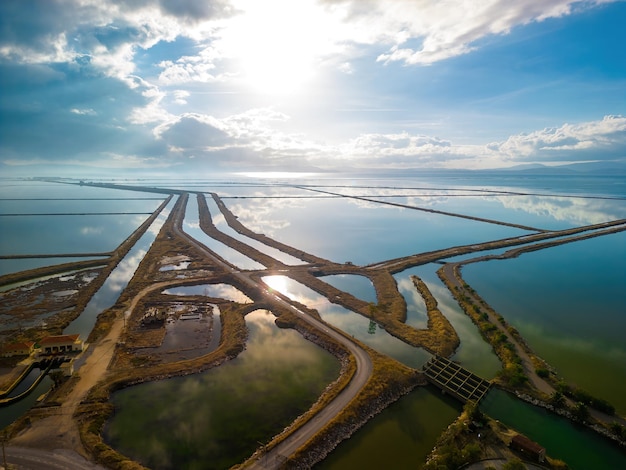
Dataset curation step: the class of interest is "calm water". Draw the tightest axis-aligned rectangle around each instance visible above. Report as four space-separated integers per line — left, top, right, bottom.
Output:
105 310 341 470
0 187 174 429
203 195 305 265
224 196 529 265
163 283 252 303
318 386 461 470
321 274 378 304
3 175 625 466
396 265 501 379
182 196 264 270
0 181 166 261
464 231 626 414
0 376 52 429
64 198 176 337
482 389 626 469
263 275 431 369
0 256 109 276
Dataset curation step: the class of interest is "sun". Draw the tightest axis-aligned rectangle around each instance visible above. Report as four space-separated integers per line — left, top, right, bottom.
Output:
222 0 333 95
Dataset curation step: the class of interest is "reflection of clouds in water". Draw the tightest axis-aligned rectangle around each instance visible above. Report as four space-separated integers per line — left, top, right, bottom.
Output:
144 436 171 469
227 199 295 236
519 321 626 363
406 195 456 208
201 284 252 303
263 276 324 309
164 284 252 303
246 309 276 326
396 276 428 327
80 226 103 235
107 249 147 292
213 212 227 227
496 195 625 226
245 310 331 368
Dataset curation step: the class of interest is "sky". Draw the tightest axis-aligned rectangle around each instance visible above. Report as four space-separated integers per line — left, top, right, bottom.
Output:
1 0 625 176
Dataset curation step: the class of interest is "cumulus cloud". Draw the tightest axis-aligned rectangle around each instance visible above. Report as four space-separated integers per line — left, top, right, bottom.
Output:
1 0 622 174
157 45 228 84
2 0 613 86
321 116 626 169
146 108 329 170
330 0 615 65
154 113 232 149
335 131 465 168
70 107 97 116
172 90 190 104
0 0 229 83
490 115 626 162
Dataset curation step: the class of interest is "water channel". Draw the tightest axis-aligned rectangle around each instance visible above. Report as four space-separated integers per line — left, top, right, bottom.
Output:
482 389 626 469
182 196 264 270
3 178 625 467
0 197 175 428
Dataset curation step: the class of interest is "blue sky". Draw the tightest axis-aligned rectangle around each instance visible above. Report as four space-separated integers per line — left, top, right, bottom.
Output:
1 0 625 175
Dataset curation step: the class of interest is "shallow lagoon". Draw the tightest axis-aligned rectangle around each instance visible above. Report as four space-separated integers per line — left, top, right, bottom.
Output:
263 275 430 369
395 265 502 379
318 386 461 470
464 231 626 414
64 198 175 337
163 283 252 303
225 196 529 265
3 175 625 467
106 310 341 470
203 195 305 265
1 214 152 257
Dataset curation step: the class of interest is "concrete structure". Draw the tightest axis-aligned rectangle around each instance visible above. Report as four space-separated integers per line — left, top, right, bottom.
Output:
1 341 35 357
38 334 84 355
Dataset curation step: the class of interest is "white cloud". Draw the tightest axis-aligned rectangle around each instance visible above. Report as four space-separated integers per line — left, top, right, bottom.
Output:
172 89 190 104
157 45 228 85
348 0 614 65
1 0 615 92
70 108 97 116
491 115 626 161
318 115 626 169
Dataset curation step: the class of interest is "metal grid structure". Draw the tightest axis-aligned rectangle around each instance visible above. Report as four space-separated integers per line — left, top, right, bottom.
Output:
423 355 491 404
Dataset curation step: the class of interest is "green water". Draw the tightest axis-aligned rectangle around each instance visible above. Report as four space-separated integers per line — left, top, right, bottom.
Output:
481 389 626 469
318 387 461 469
396 265 502 379
464 231 626 414
105 310 341 470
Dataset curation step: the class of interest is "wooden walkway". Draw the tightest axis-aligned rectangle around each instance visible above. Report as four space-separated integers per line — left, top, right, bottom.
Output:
423 355 491 404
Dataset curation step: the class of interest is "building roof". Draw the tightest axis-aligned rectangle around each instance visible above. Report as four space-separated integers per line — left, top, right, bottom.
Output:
511 434 545 455
1 341 35 352
39 334 81 345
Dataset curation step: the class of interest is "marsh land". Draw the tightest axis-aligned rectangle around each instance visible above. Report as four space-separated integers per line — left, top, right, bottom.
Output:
1 175 625 469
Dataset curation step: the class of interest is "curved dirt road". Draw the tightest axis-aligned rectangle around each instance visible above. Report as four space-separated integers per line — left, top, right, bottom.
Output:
172 193 374 469
7 191 374 470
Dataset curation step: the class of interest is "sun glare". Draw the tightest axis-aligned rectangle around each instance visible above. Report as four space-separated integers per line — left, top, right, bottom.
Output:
223 0 332 95
264 275 290 296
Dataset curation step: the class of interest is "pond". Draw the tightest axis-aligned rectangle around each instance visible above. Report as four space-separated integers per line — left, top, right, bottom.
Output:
317 386 461 469
105 309 341 470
